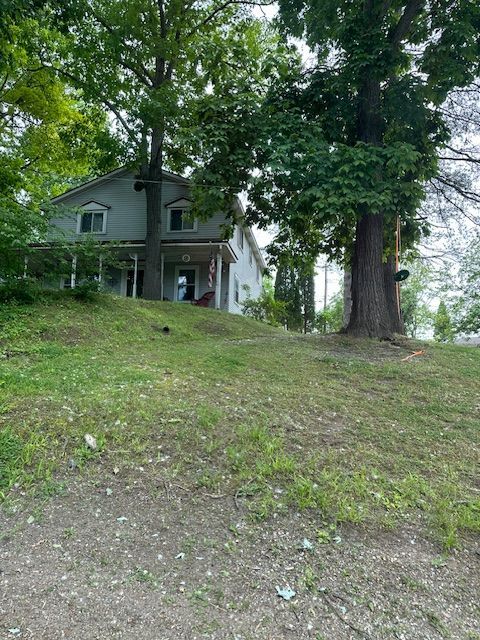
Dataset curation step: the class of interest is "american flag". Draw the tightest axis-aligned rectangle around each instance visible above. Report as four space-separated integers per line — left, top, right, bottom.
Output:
208 253 215 288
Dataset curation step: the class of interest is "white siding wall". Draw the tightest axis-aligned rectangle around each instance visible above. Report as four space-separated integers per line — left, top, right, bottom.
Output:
227 226 263 314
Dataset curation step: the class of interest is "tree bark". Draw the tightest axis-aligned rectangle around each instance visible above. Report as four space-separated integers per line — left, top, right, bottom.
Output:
346 74 399 338
143 178 163 299
142 128 164 300
347 213 393 338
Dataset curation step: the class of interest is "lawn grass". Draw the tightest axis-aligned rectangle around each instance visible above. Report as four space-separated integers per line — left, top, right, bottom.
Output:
0 292 479 549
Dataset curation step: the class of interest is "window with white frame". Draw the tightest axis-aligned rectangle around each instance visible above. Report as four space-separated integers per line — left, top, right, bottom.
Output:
168 208 196 232
256 262 261 283
77 201 108 234
237 226 244 251
174 265 199 301
248 244 253 267
234 274 240 304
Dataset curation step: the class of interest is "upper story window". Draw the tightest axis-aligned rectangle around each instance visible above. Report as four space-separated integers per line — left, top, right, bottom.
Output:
237 226 244 251
169 209 195 231
77 201 109 234
249 244 253 267
166 197 197 233
256 263 261 283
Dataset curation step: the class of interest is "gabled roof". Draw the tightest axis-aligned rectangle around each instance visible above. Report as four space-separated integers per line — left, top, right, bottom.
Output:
50 166 189 204
50 165 267 270
165 197 193 208
80 199 111 210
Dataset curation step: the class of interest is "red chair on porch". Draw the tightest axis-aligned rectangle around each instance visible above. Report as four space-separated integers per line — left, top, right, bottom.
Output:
191 291 215 307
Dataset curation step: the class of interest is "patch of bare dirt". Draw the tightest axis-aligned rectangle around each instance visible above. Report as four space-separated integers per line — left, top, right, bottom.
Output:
195 321 235 337
1 472 478 640
39 326 84 346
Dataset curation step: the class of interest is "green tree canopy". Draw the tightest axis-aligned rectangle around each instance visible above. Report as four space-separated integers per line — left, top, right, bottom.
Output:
453 236 480 335
0 9 118 277
191 0 480 338
434 300 454 343
39 0 284 299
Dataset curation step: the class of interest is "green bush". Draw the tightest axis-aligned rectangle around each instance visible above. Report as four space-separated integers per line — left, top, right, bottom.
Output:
316 293 344 333
71 279 100 302
242 278 287 326
0 278 40 304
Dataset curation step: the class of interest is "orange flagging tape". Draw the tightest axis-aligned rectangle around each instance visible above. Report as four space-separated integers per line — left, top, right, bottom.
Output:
401 350 426 361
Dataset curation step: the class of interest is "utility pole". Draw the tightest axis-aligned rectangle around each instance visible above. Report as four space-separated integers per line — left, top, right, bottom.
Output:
323 262 328 333
324 262 328 311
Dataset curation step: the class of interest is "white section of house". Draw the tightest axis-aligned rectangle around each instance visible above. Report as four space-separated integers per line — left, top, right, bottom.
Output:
227 224 264 314
40 168 265 313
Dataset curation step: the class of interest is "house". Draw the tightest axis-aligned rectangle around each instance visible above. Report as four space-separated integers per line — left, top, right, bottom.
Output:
34 167 265 312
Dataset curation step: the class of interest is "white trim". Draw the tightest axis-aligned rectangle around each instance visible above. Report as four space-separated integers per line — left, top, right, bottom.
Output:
50 167 189 205
165 197 193 208
80 200 110 211
233 273 241 306
166 207 198 233
50 167 130 204
174 265 199 302
76 208 108 235
237 226 244 252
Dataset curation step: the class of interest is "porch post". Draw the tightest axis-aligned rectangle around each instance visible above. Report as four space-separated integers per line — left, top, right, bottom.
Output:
23 256 28 279
98 256 103 284
215 248 222 310
132 253 138 299
71 255 77 289
160 252 165 301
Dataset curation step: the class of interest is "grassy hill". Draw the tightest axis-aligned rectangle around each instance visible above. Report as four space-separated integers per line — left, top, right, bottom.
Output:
1 293 479 549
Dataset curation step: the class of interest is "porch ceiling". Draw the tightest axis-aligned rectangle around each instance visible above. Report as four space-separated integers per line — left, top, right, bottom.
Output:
113 241 236 264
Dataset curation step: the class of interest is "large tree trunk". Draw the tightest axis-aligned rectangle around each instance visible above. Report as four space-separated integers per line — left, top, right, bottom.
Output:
143 178 163 299
346 74 399 338
143 129 163 300
347 213 393 338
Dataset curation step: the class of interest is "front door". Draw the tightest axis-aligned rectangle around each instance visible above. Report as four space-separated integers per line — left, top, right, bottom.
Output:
174 266 198 302
126 269 144 297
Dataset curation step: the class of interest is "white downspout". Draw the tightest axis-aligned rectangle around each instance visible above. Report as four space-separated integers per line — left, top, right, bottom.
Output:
132 253 138 299
215 248 222 310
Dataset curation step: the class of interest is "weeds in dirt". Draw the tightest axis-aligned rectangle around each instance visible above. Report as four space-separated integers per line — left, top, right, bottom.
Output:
0 294 479 549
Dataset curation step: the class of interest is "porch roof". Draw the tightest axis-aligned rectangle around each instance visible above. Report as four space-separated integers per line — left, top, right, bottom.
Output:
30 239 238 263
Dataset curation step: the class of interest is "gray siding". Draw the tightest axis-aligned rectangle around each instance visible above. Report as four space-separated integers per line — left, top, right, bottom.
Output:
47 169 264 314
49 171 230 243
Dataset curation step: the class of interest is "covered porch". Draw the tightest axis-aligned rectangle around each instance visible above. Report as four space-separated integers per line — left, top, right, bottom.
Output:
104 241 235 309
